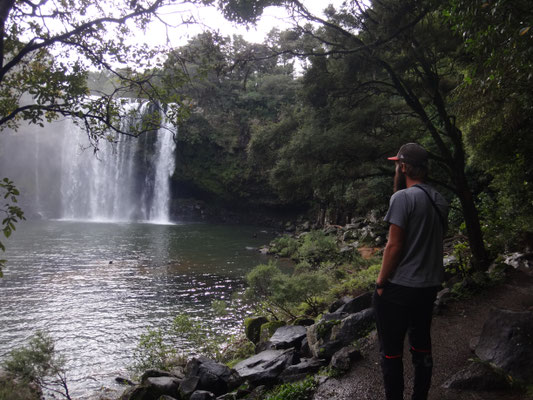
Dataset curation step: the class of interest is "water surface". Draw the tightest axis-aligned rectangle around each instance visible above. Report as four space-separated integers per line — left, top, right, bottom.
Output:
0 220 273 398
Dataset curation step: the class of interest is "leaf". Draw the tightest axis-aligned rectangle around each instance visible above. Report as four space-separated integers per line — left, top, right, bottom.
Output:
519 27 531 36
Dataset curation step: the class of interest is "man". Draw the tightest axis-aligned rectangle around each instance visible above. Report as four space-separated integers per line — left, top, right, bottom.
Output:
374 143 448 400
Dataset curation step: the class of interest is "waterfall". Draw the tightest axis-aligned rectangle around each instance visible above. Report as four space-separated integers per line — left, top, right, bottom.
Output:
59 101 177 224
148 120 176 224
0 100 177 224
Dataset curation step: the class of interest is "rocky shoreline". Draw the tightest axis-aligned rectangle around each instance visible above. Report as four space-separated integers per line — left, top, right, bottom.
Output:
117 261 533 400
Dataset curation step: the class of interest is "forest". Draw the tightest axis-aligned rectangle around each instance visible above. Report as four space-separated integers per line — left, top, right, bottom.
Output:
161 0 532 272
1 0 532 272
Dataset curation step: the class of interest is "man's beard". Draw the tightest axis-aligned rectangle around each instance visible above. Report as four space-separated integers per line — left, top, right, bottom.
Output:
394 167 407 193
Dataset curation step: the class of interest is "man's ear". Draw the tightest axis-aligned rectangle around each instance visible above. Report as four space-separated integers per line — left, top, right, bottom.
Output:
400 162 407 173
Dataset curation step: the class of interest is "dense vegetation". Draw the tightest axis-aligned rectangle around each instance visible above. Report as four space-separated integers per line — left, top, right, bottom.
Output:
161 0 533 271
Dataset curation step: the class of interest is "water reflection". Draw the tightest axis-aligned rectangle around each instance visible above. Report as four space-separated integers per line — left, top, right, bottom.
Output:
0 220 274 399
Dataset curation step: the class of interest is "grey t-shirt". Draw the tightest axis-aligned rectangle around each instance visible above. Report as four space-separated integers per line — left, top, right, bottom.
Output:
384 183 449 288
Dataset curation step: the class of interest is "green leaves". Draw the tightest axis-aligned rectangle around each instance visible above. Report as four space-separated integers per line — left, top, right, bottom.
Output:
0 178 25 277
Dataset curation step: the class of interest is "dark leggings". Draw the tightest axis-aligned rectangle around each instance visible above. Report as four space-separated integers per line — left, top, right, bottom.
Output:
373 284 438 400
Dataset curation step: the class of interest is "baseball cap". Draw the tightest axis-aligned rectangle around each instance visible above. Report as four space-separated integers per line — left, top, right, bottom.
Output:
387 143 428 166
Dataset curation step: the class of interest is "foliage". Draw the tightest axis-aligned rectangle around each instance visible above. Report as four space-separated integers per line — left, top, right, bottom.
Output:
270 235 300 259
0 0 193 141
265 375 318 400
0 177 25 277
297 231 338 265
331 264 381 297
2 331 71 400
0 379 40 400
131 313 228 374
244 261 331 319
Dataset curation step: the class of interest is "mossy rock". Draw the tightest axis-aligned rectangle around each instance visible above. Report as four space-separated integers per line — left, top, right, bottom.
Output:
259 321 286 343
244 316 269 345
292 317 315 326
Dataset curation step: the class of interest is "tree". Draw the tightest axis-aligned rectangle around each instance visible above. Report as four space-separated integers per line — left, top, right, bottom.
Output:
447 0 533 251
221 0 491 269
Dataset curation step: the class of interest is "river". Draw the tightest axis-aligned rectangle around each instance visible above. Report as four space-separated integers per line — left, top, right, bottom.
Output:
0 219 275 399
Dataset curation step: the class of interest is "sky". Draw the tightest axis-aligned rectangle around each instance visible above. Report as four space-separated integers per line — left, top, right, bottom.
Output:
140 1 345 48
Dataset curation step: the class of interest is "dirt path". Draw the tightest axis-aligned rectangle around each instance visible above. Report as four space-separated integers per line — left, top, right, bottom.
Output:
313 268 533 400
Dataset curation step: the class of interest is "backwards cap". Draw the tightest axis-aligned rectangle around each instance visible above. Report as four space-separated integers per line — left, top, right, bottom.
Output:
387 143 428 166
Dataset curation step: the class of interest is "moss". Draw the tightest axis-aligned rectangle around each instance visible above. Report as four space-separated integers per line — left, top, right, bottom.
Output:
315 320 341 341
259 321 286 343
244 316 269 344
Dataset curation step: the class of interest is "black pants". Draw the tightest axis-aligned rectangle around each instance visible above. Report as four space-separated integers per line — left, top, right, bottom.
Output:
373 283 438 400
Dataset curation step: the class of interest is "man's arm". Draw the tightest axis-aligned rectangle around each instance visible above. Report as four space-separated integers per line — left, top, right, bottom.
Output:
376 223 405 294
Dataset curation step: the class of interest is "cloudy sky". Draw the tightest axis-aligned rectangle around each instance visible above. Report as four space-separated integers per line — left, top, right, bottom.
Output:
140 1 344 47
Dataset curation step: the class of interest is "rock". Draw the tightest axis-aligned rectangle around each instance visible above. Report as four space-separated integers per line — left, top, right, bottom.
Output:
474 308 533 382
179 376 200 399
269 325 307 350
184 356 242 396
503 252 533 270
116 376 135 386
328 296 352 313
140 369 176 384
190 390 216 400
158 396 178 400
329 346 362 372
335 292 372 314
292 317 315 327
308 308 374 360
278 357 326 383
434 288 453 314
442 361 510 390
244 316 269 344
145 377 181 398
233 348 297 386
469 336 480 352
120 377 181 400
259 321 286 343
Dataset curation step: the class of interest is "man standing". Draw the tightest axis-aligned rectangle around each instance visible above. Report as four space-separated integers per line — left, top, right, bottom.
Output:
374 143 448 400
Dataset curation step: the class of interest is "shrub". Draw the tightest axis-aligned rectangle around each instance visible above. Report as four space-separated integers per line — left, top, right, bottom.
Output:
265 376 318 400
245 262 332 319
2 331 71 400
331 264 381 297
270 235 299 258
297 231 337 265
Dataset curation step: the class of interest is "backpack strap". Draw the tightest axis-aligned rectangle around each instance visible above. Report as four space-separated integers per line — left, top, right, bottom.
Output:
413 184 448 232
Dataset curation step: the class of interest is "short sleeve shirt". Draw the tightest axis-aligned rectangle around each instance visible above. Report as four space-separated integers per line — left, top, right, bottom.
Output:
384 183 449 287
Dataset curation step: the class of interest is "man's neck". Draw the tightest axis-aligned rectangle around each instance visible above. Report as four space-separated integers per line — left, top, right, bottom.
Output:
406 177 424 188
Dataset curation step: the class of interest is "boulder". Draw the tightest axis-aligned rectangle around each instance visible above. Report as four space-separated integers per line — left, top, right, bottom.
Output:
278 357 326 383
329 346 362 372
475 308 533 382
244 317 269 345
259 321 286 344
328 296 353 313
335 292 372 314
179 376 200 399
140 369 176 384
120 377 181 400
269 325 307 350
184 356 242 396
233 348 297 386
307 308 374 360
442 361 510 390
189 390 216 400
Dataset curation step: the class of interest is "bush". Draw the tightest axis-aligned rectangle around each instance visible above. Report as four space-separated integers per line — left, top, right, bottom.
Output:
131 314 226 374
265 376 318 400
245 262 331 319
297 231 337 265
331 264 381 297
2 331 70 400
270 235 299 258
